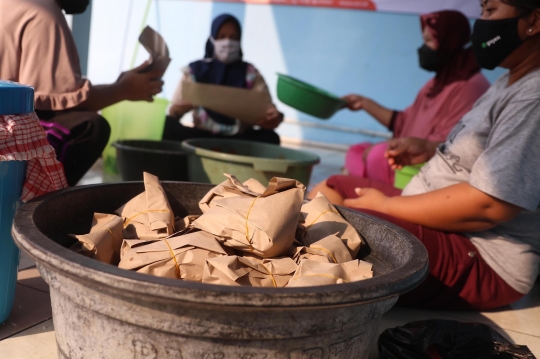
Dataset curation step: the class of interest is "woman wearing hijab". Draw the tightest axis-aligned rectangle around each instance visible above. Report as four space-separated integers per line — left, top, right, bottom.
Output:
163 14 283 144
343 10 490 185
310 0 540 311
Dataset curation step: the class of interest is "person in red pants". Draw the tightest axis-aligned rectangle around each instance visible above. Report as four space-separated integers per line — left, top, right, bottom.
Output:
309 0 540 311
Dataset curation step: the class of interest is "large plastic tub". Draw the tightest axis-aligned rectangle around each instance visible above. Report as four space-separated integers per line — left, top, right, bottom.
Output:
0 161 27 323
113 140 188 182
101 98 169 175
182 138 320 186
12 182 428 359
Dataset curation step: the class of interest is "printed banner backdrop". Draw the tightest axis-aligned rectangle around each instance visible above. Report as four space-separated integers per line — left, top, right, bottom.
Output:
211 0 481 18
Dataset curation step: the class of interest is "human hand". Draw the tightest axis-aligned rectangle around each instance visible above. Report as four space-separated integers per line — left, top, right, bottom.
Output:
342 94 369 111
257 106 283 130
117 61 164 102
169 102 194 118
385 137 438 170
343 188 389 212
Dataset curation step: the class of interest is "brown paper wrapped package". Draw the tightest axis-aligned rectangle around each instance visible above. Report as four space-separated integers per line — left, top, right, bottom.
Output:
193 176 306 257
290 234 353 264
199 174 266 213
116 172 175 240
298 192 364 258
73 213 124 265
287 259 373 287
203 256 298 287
119 231 228 281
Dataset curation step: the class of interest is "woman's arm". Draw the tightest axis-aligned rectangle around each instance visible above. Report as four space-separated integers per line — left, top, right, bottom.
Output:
74 62 164 112
343 183 522 232
342 95 394 127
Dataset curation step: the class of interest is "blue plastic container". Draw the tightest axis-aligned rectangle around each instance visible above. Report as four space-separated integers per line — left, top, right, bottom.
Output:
0 80 34 324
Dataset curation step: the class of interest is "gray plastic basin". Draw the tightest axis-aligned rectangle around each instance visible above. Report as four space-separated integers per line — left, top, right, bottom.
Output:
12 182 428 359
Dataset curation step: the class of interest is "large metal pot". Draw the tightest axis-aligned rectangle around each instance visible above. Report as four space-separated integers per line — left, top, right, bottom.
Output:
12 183 428 359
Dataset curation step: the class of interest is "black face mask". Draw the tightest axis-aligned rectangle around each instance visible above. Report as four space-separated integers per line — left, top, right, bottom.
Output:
418 44 439 72
471 17 523 70
59 0 90 14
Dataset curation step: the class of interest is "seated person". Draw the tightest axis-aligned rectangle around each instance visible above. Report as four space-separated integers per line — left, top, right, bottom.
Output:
163 14 283 145
343 10 490 185
0 0 163 186
309 0 540 311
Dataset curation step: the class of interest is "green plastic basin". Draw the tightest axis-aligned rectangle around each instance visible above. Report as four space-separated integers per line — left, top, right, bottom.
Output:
101 98 169 175
394 163 425 190
181 138 320 186
277 74 346 120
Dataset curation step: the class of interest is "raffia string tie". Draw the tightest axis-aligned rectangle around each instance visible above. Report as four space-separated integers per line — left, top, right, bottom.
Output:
123 209 171 228
162 238 181 279
309 245 338 263
244 197 259 252
304 209 339 233
259 262 277 288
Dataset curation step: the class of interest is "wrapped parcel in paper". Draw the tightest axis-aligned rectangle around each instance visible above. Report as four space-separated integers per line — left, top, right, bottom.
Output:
193 175 306 258
298 192 364 258
290 234 353 264
72 213 124 265
202 255 298 288
287 259 373 287
119 231 229 281
116 172 175 240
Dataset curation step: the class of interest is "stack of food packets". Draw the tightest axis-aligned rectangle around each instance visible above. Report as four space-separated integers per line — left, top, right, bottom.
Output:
71 172 373 287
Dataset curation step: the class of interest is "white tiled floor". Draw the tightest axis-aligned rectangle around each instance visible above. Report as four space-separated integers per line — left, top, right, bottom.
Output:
2 144 539 358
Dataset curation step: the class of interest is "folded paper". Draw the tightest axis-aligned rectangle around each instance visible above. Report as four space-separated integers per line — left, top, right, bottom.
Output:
139 26 171 75
287 259 373 287
181 81 270 125
199 174 265 213
202 255 298 287
290 234 353 264
116 172 175 240
73 213 124 265
119 231 229 281
298 192 364 259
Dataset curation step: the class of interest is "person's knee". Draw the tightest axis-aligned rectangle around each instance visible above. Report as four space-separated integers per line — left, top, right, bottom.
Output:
93 115 111 150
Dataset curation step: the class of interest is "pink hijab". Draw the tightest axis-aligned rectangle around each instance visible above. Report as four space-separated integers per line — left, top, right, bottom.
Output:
391 10 489 141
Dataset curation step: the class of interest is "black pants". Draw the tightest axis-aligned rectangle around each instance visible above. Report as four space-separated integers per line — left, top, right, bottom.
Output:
162 116 280 145
36 110 111 187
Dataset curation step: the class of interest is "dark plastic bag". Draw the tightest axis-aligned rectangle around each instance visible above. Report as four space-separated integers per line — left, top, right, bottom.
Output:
378 320 536 359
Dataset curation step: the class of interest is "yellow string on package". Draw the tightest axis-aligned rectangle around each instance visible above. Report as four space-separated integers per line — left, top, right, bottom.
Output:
244 197 259 252
162 238 181 279
123 209 171 228
310 245 338 263
259 263 277 288
305 209 339 232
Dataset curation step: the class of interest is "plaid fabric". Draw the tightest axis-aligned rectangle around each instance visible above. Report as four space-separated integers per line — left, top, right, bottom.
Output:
0 112 68 202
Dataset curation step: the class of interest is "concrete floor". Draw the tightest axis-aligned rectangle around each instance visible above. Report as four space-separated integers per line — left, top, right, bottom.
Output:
1 143 539 358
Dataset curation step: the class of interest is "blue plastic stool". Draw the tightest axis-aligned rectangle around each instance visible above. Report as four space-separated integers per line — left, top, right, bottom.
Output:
0 80 34 324
0 161 27 323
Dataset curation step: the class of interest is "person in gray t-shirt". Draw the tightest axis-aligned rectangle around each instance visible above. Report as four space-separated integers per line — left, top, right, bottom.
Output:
309 0 540 310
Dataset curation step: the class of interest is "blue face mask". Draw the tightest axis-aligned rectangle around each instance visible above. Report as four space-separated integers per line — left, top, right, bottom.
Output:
471 16 523 70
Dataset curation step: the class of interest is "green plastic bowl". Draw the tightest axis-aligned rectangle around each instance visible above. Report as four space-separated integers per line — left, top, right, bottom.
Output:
394 163 425 190
181 138 320 187
277 74 346 120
